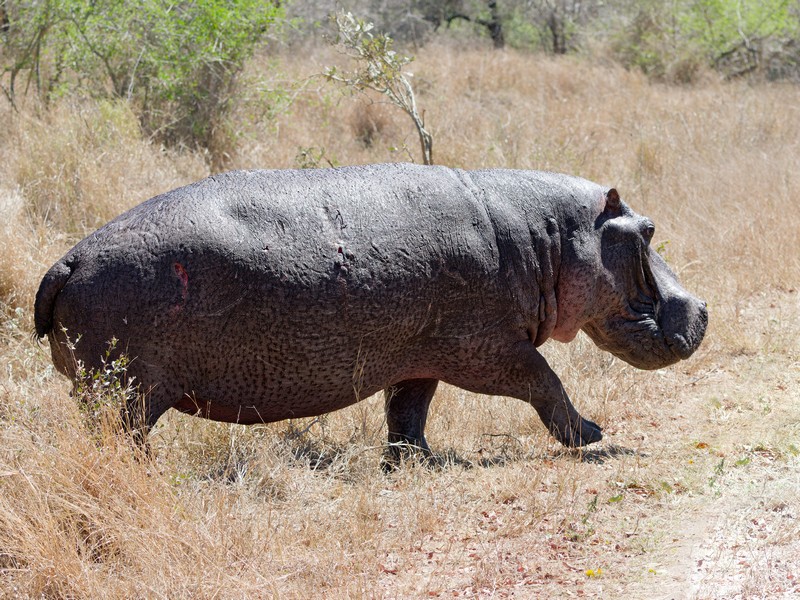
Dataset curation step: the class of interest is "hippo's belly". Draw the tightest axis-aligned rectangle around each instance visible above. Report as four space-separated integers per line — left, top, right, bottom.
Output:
167 328 407 423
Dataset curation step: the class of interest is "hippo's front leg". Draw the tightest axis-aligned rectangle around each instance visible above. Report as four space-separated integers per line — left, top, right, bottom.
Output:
533 382 603 448
453 342 602 448
510 344 602 447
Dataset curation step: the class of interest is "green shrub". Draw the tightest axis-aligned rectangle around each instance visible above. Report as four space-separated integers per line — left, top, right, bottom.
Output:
326 12 433 165
677 0 800 78
607 0 800 81
1 0 282 151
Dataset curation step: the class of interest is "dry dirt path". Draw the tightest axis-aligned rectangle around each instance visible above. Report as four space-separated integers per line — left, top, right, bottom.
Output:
620 290 800 599
637 444 800 599
400 289 800 599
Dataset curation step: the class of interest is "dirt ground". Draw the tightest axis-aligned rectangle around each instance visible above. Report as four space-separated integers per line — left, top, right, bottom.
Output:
362 289 800 599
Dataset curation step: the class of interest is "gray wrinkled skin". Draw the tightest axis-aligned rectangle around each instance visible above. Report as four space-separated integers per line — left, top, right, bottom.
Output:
34 164 708 454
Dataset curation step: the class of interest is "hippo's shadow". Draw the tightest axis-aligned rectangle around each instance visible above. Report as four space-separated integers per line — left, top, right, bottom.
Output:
279 420 643 474
442 442 644 469
549 443 644 464
285 436 353 473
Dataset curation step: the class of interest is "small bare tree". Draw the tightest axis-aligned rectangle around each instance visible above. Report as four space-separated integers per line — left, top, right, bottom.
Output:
325 11 433 165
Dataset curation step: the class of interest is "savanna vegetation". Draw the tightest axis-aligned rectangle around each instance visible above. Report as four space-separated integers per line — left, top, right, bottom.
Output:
1 1 799 597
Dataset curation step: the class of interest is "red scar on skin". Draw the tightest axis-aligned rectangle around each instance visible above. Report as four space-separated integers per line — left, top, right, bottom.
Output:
173 262 189 310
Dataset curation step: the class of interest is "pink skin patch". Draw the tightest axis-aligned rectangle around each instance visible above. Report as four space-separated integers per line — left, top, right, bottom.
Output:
171 262 189 314
550 190 612 343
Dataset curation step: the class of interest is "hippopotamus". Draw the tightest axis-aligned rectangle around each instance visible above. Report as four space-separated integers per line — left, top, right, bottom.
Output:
34 164 707 456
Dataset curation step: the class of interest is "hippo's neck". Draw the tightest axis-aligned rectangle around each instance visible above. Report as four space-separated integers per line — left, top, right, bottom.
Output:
466 170 579 347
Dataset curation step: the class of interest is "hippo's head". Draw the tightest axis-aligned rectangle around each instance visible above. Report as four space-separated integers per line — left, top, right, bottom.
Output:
554 188 707 370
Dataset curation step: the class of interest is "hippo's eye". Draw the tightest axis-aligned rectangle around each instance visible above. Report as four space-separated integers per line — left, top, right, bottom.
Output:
642 222 655 243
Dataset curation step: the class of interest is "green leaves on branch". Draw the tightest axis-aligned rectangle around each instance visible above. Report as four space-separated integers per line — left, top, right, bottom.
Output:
611 0 800 82
1 0 282 150
325 12 433 165
677 0 799 76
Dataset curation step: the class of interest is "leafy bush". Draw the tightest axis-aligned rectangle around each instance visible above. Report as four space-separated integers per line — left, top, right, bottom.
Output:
677 0 800 78
71 337 139 443
607 0 800 82
1 0 282 151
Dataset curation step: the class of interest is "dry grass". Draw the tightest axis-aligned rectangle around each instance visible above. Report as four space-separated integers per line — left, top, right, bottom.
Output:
1 41 799 598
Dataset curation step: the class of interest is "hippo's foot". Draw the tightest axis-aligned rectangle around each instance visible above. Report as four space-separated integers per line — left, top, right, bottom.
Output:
382 437 436 472
548 416 603 448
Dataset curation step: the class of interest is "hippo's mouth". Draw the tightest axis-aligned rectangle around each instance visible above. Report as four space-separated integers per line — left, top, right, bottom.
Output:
586 310 676 369
636 249 676 352
622 315 677 361
584 246 682 369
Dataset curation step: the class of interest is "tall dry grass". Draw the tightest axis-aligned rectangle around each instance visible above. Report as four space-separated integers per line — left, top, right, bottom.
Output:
1 42 799 597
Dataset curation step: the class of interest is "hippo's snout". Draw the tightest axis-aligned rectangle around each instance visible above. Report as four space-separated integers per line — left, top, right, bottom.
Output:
582 243 708 371
661 296 708 361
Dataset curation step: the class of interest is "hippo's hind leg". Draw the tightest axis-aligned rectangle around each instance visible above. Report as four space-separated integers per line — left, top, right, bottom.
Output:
121 366 184 446
384 378 438 466
51 330 180 448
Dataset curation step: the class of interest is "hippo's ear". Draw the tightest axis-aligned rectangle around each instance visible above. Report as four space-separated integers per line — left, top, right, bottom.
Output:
604 188 622 216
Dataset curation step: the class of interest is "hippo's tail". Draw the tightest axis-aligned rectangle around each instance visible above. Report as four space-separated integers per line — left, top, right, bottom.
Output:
34 258 74 339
